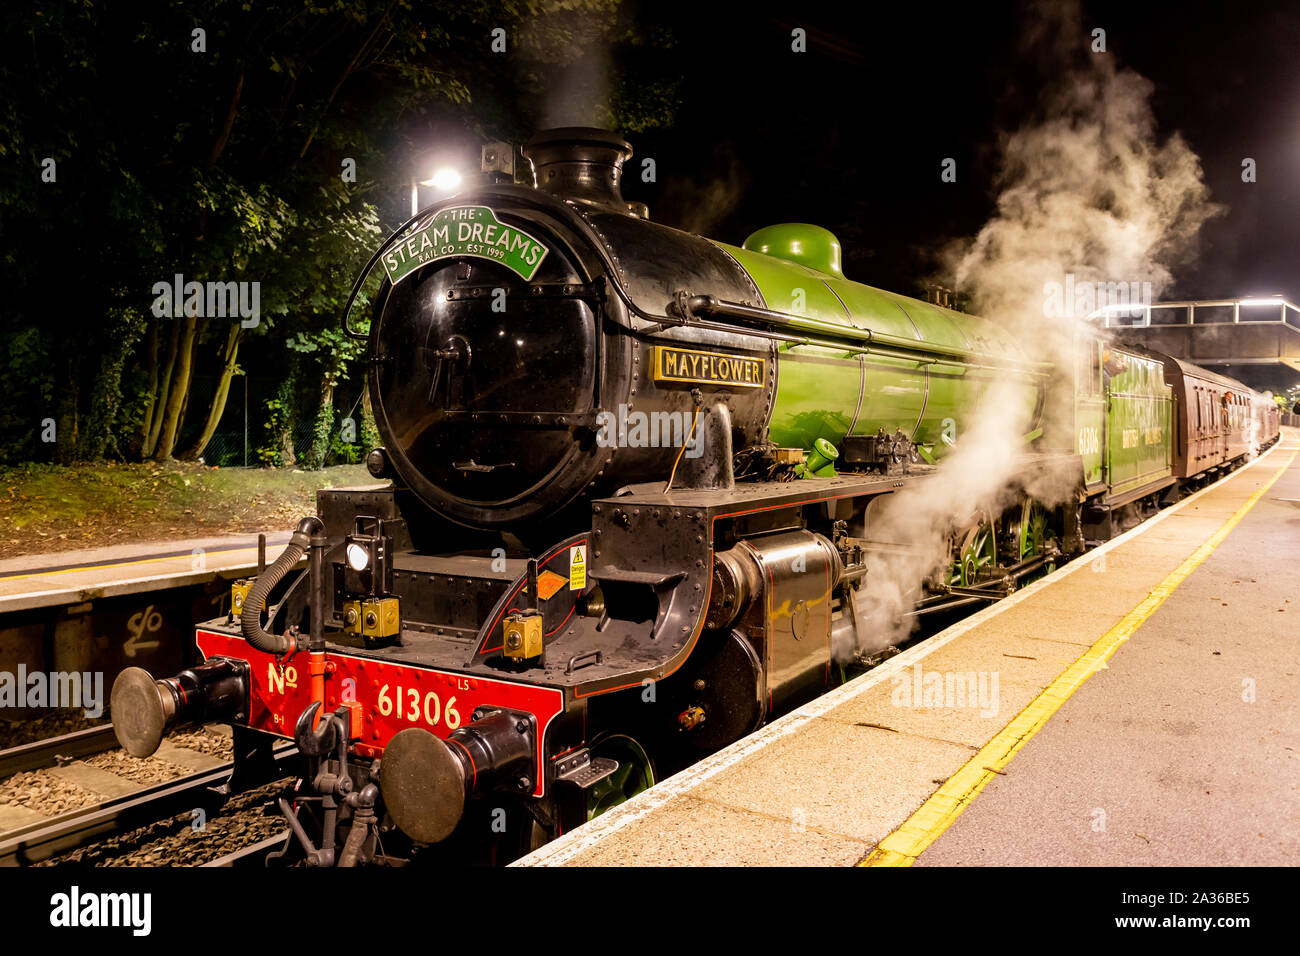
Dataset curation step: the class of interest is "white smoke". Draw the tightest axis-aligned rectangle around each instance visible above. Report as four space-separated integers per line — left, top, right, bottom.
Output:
519 2 618 129
662 147 748 235
843 0 1223 655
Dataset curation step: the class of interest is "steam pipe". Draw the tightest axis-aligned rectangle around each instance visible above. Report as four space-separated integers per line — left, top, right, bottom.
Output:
679 294 1052 376
241 516 324 656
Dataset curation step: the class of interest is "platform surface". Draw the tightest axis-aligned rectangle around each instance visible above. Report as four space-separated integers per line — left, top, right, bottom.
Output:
0 533 293 613
517 428 1299 867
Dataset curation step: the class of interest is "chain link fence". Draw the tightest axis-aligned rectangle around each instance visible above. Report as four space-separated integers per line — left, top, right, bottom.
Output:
200 425 368 468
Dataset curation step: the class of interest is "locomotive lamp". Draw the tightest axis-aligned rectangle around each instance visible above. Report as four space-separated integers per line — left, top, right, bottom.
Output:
481 141 515 183
410 163 464 215
502 610 543 659
341 517 401 647
502 558 545 662
229 579 252 622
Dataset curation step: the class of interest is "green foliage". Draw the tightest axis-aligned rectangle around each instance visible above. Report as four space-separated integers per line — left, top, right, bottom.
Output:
300 401 335 471
360 403 382 453
256 377 297 468
329 419 366 465
0 327 55 462
82 307 149 461
0 0 683 466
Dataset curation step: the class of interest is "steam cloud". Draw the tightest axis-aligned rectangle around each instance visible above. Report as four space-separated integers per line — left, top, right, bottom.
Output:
519 3 618 129
662 147 748 235
843 0 1224 656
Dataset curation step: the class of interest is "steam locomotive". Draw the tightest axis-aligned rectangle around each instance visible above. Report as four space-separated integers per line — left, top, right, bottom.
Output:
109 128 1281 865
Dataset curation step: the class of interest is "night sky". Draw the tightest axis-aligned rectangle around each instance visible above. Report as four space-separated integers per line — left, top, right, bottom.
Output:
605 0 1300 306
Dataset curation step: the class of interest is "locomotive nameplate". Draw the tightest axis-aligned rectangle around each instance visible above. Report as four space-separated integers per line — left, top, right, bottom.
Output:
653 346 765 388
382 205 549 285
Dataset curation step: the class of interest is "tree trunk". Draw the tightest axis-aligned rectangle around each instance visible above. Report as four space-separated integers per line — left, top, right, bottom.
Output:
305 373 337 469
54 354 79 464
136 321 160 458
178 324 243 461
152 316 198 460
173 326 202 449
144 319 181 458
360 387 380 451
266 371 297 468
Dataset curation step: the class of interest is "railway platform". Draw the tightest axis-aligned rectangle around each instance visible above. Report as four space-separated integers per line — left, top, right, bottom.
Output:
517 427 1300 867
0 532 297 716
0 532 293 614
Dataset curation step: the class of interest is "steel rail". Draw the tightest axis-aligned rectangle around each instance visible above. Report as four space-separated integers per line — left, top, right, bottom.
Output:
0 724 119 778
199 831 292 868
0 744 298 866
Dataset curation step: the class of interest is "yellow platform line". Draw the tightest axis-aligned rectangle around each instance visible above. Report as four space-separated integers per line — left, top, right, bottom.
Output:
0 543 271 584
861 448 1298 867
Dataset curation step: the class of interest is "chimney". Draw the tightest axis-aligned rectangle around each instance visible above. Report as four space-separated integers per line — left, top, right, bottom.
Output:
522 127 636 215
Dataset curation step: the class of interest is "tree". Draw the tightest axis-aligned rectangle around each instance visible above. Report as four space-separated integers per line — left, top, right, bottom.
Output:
0 0 676 466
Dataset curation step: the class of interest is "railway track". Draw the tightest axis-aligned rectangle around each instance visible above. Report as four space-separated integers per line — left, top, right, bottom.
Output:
0 719 299 865
0 743 298 866
200 831 292 868
0 724 118 777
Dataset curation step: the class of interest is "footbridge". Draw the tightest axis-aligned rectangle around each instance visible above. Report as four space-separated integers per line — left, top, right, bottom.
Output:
1099 295 1300 374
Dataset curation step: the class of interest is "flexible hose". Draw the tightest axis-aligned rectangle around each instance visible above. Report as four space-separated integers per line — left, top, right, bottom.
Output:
241 517 324 655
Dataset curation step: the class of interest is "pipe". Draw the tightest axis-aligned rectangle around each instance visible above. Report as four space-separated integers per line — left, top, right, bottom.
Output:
681 294 1052 376
241 516 324 656
338 784 380 867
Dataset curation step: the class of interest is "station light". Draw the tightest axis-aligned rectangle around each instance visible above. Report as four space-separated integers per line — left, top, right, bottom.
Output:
1238 297 1282 307
421 168 462 191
